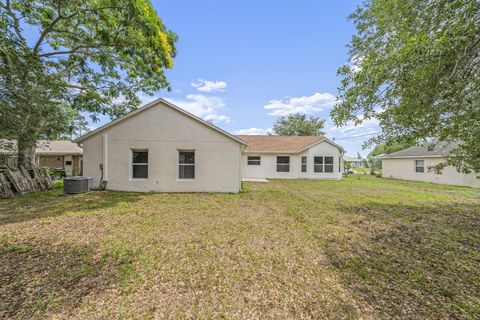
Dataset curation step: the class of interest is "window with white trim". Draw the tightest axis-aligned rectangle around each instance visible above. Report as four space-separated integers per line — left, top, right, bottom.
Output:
247 156 261 165
179 150 195 179
314 156 334 173
415 160 424 173
132 150 148 179
276 156 290 172
325 156 334 172
314 156 323 172
301 156 307 173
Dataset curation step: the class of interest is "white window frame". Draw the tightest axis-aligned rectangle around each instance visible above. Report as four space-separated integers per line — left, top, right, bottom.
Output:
301 156 307 173
415 160 425 173
178 150 196 180
276 156 290 172
247 156 261 166
130 149 149 180
314 156 334 173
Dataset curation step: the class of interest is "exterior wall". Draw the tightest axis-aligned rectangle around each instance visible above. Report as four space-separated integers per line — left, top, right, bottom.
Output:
241 141 343 180
81 104 242 193
38 155 64 169
382 157 480 188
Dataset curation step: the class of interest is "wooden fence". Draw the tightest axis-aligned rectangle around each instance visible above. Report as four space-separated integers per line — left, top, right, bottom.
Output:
0 166 53 197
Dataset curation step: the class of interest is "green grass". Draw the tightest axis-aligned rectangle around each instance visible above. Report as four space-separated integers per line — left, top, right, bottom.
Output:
0 176 479 319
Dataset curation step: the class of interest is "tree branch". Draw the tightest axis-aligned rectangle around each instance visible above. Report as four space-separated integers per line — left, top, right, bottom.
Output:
33 6 126 54
39 44 118 57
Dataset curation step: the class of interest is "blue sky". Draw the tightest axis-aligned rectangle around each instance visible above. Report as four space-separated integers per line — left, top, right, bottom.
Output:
93 1 380 157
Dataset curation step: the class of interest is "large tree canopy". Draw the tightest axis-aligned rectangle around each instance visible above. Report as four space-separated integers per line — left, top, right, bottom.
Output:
332 0 480 175
0 0 177 165
272 113 325 136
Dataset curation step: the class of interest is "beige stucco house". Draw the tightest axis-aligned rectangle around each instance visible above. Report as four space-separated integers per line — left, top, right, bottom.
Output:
237 135 344 180
381 142 480 188
74 99 246 193
0 140 83 176
74 98 346 193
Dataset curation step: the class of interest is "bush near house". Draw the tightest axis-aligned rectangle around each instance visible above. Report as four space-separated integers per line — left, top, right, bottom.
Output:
0 176 479 319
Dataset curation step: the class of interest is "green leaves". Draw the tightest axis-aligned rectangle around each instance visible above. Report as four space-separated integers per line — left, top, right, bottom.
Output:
332 0 480 175
0 0 177 163
273 114 326 136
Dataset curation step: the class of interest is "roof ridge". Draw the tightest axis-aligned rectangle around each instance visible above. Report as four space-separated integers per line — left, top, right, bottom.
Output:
73 98 246 145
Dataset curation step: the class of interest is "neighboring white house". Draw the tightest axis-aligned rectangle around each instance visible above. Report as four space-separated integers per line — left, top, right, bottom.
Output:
238 135 345 180
381 141 480 188
343 155 366 168
74 99 246 193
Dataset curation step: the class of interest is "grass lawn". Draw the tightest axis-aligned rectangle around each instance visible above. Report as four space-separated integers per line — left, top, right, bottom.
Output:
1 176 479 319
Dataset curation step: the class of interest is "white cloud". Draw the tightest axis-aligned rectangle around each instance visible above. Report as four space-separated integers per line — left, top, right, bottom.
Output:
204 114 231 124
166 94 230 124
264 92 336 116
233 127 273 135
191 79 228 93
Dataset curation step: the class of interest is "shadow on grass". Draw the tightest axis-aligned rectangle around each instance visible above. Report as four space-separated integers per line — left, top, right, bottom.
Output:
0 239 132 319
323 201 480 319
0 187 144 226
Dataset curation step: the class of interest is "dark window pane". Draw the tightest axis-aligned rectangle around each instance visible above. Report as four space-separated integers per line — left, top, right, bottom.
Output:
314 157 323 165
247 156 261 165
325 165 334 173
132 165 148 178
415 160 424 172
277 156 289 164
133 151 148 164
276 156 290 172
277 156 290 164
301 156 307 172
179 165 195 179
179 151 195 164
325 157 334 165
314 164 323 173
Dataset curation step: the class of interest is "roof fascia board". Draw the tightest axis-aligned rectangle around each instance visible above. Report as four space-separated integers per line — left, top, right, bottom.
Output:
74 98 246 145
381 155 444 159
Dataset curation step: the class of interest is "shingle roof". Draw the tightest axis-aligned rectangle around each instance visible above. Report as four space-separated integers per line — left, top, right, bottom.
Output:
236 135 343 153
381 141 459 158
0 140 83 155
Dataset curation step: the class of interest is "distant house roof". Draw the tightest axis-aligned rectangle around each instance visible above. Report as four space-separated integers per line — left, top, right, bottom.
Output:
381 141 459 159
74 98 246 145
0 140 83 156
236 135 344 153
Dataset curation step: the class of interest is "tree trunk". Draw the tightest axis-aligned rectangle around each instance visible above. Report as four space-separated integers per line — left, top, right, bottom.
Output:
17 138 37 168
